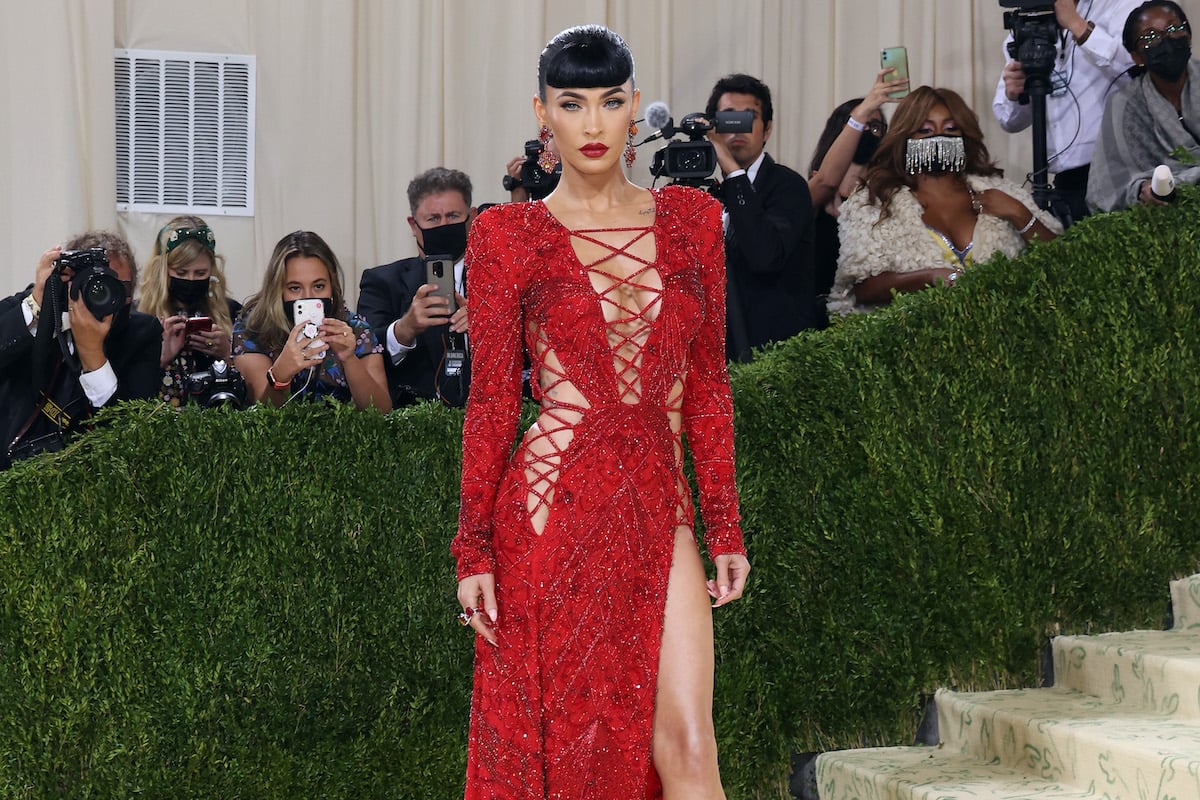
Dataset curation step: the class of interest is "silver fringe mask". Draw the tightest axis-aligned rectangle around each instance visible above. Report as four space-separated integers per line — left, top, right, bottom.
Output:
905 135 966 175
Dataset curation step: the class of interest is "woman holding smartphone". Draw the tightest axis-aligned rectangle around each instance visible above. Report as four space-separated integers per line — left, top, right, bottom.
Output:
233 230 391 411
139 215 241 405
453 25 749 800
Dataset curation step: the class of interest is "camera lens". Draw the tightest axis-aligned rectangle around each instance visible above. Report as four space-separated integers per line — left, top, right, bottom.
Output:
81 272 126 319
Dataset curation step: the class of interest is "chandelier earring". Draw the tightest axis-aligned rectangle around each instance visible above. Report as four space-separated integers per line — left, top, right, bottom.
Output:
538 125 560 172
624 120 638 168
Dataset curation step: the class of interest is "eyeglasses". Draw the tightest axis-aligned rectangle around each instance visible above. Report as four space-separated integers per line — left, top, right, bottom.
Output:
1137 20 1189 51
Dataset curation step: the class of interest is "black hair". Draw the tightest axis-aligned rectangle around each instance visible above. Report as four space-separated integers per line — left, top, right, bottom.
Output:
705 73 774 124
809 97 865 176
1122 1 1189 53
537 25 635 101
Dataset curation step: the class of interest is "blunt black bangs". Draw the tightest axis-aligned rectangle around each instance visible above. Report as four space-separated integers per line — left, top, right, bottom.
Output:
538 26 634 96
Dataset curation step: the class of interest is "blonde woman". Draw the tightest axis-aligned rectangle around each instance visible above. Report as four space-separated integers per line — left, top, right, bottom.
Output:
140 215 241 405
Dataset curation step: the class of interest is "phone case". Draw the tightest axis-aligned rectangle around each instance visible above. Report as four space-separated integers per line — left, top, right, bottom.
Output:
184 316 213 334
292 298 326 328
424 258 458 315
881 47 910 99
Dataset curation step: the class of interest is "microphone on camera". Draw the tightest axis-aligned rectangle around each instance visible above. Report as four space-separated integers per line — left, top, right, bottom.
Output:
640 101 675 143
1151 164 1176 202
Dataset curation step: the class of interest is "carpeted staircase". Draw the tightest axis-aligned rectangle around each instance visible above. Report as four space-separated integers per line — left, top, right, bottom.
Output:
815 573 1200 799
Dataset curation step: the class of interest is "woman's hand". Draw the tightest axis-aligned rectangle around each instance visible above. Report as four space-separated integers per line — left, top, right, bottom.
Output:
272 319 324 383
187 328 231 361
319 317 360 363
457 572 499 646
853 67 908 122
160 314 188 367
975 188 1035 228
708 553 750 608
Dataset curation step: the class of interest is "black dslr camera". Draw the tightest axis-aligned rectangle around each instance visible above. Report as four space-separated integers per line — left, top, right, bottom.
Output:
1001 0 1059 90
53 248 127 320
650 110 755 184
186 359 247 409
504 138 561 201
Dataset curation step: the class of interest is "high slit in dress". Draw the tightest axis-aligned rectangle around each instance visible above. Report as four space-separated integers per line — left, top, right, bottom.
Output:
452 185 745 800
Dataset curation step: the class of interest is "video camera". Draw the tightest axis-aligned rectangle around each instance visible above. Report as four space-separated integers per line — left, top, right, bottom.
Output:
186 359 247 409
52 248 127 320
1000 0 1059 92
648 110 755 184
506 138 561 201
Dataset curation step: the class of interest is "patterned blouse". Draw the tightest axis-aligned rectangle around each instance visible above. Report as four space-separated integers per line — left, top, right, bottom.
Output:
232 305 382 404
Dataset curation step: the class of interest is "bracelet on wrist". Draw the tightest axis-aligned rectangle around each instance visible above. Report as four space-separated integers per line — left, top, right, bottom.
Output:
23 294 41 319
846 116 868 133
1017 214 1037 235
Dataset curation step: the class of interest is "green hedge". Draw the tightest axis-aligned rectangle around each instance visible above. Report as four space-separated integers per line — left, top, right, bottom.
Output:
4 191 1200 798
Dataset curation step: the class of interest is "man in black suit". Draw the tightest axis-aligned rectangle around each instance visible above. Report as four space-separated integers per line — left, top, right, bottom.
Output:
1 230 163 469
357 167 472 407
705 73 817 361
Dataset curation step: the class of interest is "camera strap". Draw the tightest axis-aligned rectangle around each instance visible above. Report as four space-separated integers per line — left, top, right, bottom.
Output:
7 359 68 457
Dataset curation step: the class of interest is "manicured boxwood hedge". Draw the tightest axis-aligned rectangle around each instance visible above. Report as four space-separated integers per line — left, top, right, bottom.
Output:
3 190 1200 798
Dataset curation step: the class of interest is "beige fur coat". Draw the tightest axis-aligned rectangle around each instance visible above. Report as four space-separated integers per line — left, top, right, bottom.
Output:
827 173 1060 316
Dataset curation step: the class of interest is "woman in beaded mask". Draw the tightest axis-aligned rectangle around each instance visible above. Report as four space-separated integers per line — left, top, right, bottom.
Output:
828 85 1060 316
139 215 241 405
452 23 749 800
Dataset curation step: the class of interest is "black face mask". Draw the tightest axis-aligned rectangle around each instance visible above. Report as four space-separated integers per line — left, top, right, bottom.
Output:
282 297 335 326
419 220 468 261
852 132 882 165
168 276 210 308
1142 36 1192 82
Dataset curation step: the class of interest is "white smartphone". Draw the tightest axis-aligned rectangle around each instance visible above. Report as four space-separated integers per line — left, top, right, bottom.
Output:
881 46 910 99
292 298 327 355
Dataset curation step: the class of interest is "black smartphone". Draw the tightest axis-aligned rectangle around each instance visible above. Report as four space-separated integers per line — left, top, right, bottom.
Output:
424 255 457 315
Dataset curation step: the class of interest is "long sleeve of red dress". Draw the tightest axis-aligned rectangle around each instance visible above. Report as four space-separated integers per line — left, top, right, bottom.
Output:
451 209 523 580
682 197 744 559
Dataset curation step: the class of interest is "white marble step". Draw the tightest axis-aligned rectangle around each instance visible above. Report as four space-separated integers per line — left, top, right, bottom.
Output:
1052 629 1200 718
936 686 1200 799
816 744 1103 800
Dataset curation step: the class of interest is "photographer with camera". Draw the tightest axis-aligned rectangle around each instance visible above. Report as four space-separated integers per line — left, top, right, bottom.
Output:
501 133 561 203
0 230 162 469
357 167 472 407
703 73 817 361
993 0 1141 223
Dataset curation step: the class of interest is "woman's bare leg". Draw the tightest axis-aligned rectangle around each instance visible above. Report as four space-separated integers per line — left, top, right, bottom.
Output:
652 527 727 800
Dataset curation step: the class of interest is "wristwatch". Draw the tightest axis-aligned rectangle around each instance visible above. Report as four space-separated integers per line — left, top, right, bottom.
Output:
502 174 523 192
266 367 290 391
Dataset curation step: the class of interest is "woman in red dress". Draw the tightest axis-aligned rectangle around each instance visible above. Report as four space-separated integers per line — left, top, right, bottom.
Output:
452 25 750 799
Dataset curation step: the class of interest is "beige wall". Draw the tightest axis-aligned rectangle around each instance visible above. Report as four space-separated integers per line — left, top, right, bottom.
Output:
3 0 1197 305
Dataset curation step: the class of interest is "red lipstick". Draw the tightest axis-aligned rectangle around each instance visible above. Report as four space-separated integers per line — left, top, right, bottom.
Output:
580 143 609 158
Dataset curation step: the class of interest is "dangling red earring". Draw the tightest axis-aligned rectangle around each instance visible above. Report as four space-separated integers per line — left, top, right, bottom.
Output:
538 125 560 172
624 121 638 168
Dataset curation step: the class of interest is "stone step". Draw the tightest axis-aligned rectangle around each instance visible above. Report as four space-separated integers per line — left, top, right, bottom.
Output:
1052 629 1200 718
815 744 1102 800
936 687 1200 799
1171 573 1200 630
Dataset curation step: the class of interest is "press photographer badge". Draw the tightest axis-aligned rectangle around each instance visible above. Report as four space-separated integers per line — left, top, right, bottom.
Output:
444 347 466 378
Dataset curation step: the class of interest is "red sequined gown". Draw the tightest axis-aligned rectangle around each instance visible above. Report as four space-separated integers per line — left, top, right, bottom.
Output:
452 185 744 800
